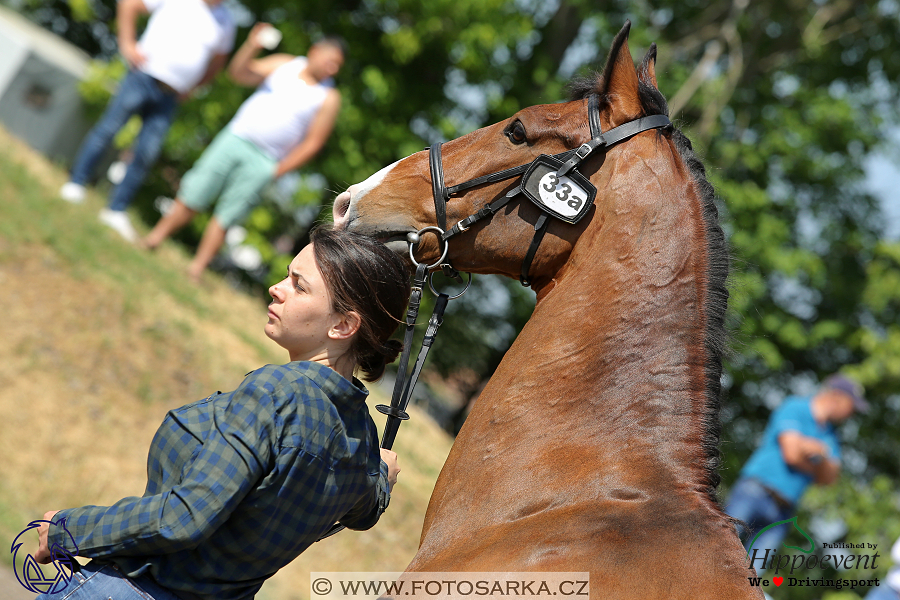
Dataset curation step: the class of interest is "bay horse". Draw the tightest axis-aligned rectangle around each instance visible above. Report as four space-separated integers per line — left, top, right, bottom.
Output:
333 22 761 600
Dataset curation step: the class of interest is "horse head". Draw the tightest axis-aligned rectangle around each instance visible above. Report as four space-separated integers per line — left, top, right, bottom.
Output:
333 21 672 294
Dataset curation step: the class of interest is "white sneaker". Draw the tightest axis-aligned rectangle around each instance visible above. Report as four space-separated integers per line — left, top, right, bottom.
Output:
59 182 86 204
99 208 138 243
107 161 128 185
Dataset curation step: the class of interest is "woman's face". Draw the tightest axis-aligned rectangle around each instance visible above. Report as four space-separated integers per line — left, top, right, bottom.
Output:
265 244 342 361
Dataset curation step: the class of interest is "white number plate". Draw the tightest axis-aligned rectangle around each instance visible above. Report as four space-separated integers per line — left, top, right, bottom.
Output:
521 155 596 224
537 172 589 219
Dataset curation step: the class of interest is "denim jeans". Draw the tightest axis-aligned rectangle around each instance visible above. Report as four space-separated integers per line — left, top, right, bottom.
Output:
69 69 178 211
35 561 183 600
724 477 795 572
865 584 900 600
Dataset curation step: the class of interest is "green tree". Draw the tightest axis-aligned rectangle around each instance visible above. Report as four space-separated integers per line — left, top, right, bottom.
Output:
9 4 900 560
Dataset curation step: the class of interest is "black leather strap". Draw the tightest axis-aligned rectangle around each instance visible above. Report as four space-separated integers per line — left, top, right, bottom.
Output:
378 262 427 448
588 94 602 139
392 293 450 434
601 114 671 147
430 143 448 231
441 186 520 241
318 262 427 543
520 213 550 286
445 149 578 197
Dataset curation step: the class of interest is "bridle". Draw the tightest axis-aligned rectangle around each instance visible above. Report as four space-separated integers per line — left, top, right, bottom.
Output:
423 94 672 286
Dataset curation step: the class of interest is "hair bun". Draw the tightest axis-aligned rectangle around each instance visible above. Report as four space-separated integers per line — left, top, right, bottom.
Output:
382 339 403 364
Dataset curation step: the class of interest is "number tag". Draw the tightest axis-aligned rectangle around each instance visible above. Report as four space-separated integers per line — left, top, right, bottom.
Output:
521 155 596 224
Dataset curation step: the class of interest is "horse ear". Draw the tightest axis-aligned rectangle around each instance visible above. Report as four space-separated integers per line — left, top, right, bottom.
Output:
599 21 642 125
641 43 659 89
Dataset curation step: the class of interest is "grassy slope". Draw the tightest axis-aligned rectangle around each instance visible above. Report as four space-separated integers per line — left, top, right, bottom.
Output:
0 125 453 599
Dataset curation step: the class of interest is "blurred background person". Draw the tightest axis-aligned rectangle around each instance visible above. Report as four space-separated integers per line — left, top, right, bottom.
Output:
59 0 235 243
724 374 869 565
140 25 344 282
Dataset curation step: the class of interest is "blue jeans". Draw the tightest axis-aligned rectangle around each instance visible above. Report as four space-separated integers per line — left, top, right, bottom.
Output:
69 69 178 211
35 561 183 600
866 585 900 600
725 477 795 572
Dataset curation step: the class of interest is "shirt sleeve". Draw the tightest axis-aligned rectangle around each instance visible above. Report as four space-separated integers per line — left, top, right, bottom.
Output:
139 0 165 13
771 399 807 437
337 459 391 531
48 384 274 558
215 12 236 54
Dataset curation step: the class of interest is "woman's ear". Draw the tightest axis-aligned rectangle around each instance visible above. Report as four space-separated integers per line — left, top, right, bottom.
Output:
329 310 361 341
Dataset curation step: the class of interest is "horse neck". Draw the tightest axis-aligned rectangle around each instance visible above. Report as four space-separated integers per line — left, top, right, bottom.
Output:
472 149 720 497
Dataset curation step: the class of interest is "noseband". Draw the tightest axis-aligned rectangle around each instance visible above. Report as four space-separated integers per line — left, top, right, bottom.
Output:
424 94 671 286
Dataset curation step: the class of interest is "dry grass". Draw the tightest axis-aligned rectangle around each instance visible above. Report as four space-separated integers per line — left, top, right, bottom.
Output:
0 125 453 599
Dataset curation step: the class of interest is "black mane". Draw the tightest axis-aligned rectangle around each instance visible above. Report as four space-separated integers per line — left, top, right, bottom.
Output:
567 62 730 508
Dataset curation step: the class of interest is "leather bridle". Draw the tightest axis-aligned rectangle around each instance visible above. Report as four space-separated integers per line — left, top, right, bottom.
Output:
425 94 672 286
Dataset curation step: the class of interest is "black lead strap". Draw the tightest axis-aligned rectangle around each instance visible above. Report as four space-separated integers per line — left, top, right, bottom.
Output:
383 292 449 449
318 262 428 542
317 261 457 542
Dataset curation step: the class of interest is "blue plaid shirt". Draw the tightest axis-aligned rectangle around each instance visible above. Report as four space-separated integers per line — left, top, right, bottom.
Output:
48 361 390 600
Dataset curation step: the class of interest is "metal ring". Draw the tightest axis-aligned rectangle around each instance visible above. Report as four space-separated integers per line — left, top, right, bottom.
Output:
408 226 449 270
428 271 472 299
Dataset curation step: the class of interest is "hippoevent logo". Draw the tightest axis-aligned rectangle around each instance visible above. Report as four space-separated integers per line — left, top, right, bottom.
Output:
10 517 79 594
745 516 882 592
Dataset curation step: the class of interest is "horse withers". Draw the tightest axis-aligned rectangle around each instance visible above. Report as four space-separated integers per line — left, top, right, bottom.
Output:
334 22 760 600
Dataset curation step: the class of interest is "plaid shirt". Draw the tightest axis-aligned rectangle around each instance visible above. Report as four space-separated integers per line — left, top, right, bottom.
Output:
49 361 390 600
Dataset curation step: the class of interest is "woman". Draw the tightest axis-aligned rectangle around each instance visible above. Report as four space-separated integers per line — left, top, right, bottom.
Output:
34 227 409 600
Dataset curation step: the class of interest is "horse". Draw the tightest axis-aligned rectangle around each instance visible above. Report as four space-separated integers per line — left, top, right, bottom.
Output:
333 22 761 600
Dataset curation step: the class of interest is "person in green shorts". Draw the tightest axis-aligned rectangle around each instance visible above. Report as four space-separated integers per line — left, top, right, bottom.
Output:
142 23 345 281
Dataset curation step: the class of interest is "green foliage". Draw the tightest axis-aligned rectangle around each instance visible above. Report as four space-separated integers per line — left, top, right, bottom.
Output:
9 3 900 577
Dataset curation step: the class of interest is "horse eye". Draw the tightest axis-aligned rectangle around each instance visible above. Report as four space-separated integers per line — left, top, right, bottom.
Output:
506 120 527 144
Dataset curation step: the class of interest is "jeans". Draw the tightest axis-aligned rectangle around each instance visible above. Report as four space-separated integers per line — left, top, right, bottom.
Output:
69 69 178 211
865 584 900 600
724 477 795 572
35 561 183 600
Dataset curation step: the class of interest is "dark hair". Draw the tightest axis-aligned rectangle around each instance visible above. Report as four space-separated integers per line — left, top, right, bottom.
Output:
310 226 411 382
312 35 349 58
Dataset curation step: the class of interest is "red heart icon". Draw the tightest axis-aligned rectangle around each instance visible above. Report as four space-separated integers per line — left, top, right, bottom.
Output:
773 577 783 586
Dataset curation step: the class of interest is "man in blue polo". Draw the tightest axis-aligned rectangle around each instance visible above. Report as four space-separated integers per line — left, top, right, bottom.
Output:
725 374 868 568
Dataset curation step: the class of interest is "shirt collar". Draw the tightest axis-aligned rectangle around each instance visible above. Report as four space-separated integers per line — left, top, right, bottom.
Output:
291 361 369 409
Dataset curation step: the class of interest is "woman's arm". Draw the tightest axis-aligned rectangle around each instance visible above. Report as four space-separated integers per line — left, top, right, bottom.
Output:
44 392 273 558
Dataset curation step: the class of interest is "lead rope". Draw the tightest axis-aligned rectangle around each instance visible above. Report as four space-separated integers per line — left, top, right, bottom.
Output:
317 235 469 542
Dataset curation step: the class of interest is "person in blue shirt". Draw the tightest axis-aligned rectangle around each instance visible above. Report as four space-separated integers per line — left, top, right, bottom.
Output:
725 374 869 570
31 227 409 600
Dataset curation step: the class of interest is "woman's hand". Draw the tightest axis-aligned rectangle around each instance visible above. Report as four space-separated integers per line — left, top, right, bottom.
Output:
34 510 61 564
380 448 400 490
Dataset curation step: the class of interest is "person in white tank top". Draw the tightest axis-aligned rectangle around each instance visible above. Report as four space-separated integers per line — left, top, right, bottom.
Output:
141 24 344 282
59 0 235 244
